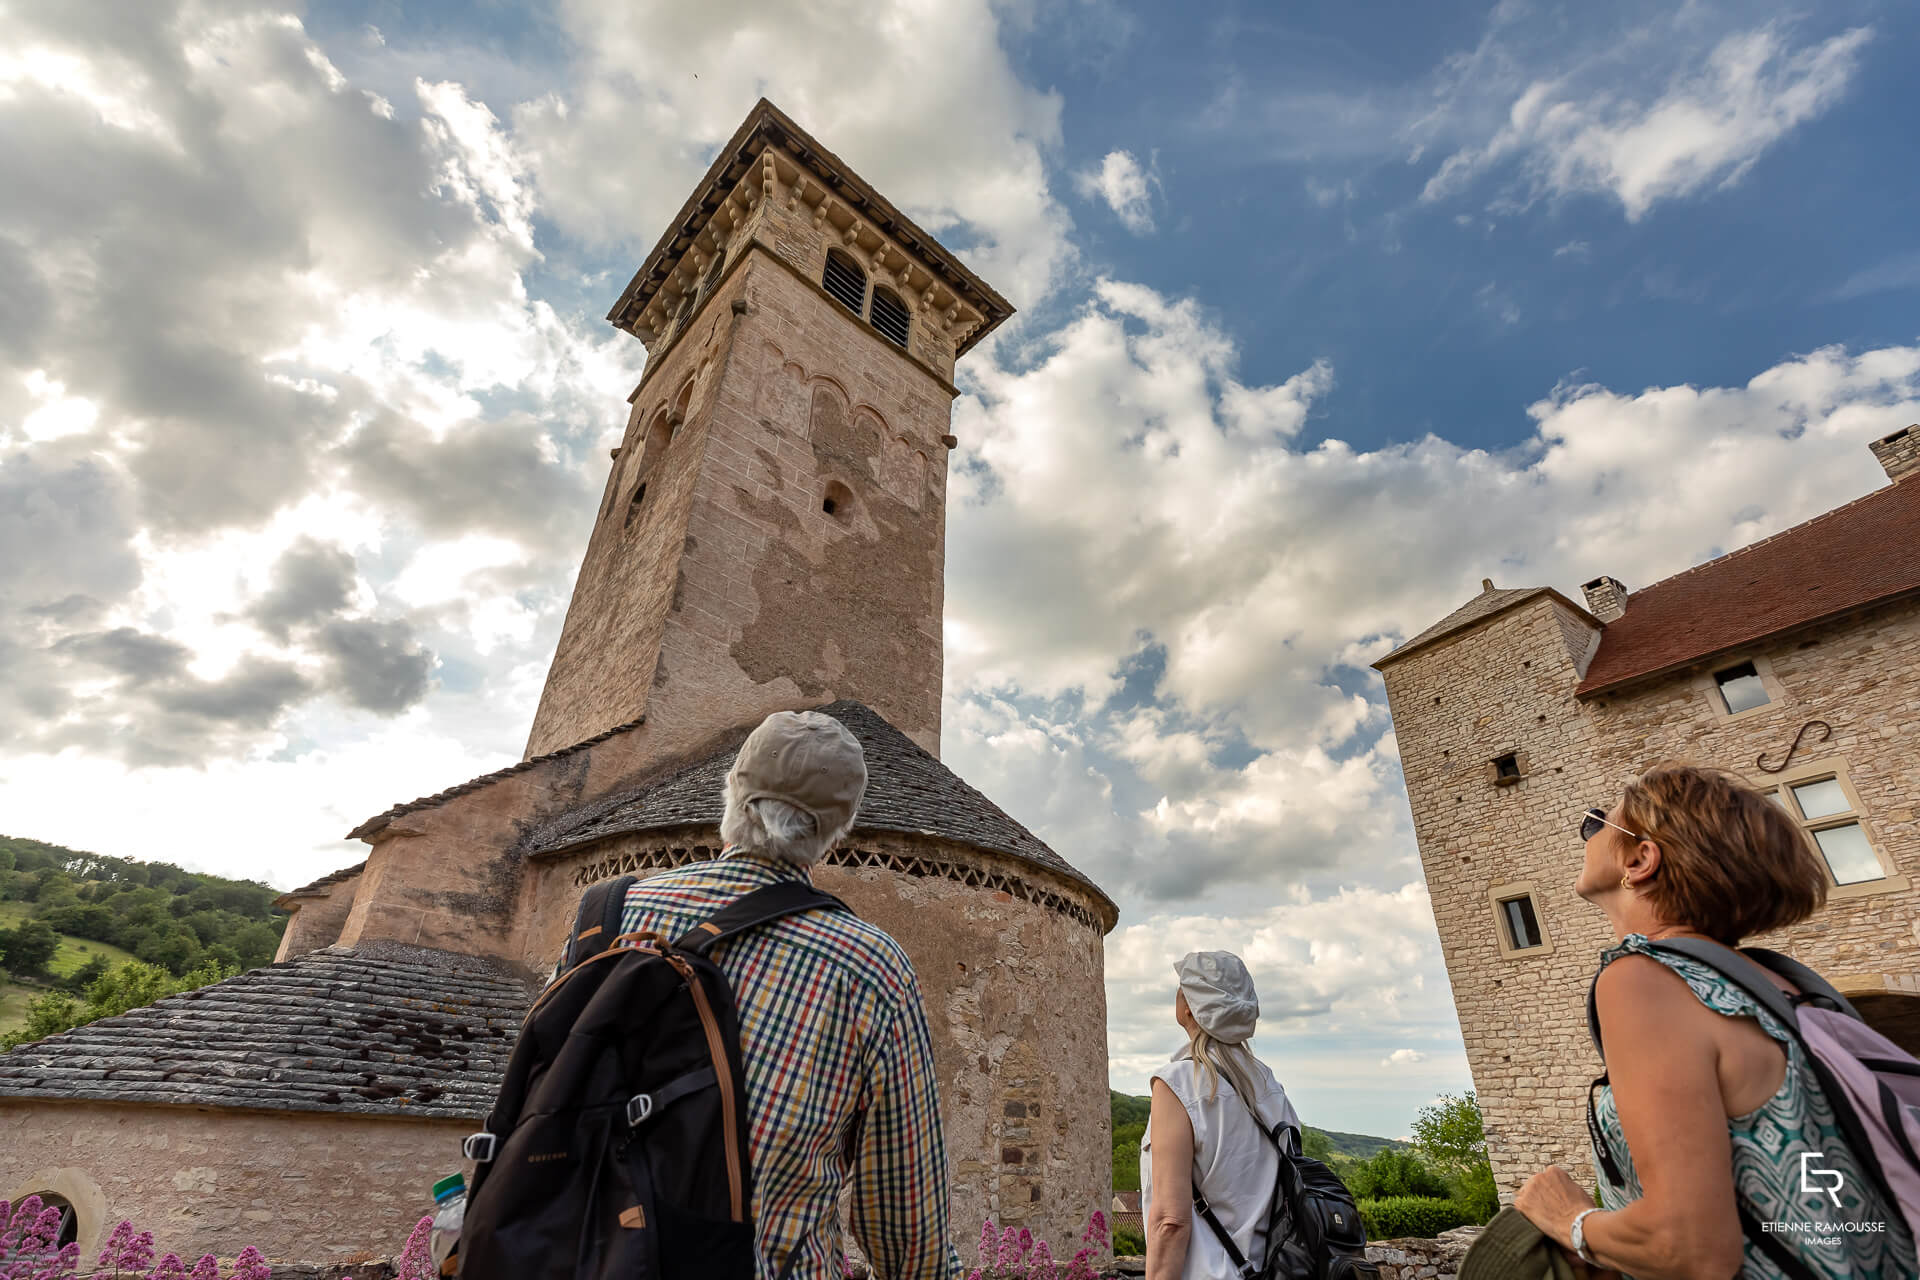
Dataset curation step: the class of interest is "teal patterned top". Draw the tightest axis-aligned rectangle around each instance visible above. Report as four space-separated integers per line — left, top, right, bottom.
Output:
1589 935 1917 1279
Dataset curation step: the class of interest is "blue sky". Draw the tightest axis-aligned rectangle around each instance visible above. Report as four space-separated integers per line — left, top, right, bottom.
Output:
3 0 1918 1138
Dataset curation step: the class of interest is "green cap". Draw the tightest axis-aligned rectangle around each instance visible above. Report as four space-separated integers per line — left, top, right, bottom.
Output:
433 1173 465 1201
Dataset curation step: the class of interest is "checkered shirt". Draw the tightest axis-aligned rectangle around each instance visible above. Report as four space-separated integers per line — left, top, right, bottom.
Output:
552 851 962 1280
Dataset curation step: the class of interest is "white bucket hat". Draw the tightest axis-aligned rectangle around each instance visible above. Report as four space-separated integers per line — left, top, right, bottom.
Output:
726 710 867 842
1175 950 1260 1044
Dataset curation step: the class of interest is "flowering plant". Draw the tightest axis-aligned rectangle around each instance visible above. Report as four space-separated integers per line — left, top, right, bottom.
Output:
965 1210 1111 1280
0 1198 272 1280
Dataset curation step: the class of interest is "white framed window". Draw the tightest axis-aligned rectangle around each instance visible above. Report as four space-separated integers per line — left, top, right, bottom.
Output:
1760 759 1903 897
1715 661 1770 714
1695 654 1786 721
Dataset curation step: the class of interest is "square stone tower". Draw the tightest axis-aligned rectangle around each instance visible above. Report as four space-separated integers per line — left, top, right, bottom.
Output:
526 99 1012 760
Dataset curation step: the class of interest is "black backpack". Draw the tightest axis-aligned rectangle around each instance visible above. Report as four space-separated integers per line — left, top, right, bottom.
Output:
1194 1108 1380 1280
457 875 850 1280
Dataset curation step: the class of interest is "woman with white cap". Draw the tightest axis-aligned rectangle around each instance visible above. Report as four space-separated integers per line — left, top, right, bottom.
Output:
1142 950 1303 1280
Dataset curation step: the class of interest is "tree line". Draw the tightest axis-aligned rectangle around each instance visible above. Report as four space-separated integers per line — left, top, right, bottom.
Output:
0 834 286 980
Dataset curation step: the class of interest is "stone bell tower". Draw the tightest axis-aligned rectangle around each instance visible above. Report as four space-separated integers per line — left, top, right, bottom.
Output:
525 99 1011 762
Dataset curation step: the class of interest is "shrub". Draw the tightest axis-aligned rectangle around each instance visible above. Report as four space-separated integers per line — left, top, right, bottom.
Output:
1449 1159 1500 1224
1110 1222 1145 1256
1357 1195 1473 1241
1343 1148 1450 1200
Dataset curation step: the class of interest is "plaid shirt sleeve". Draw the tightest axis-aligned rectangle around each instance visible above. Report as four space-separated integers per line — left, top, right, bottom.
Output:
847 975 964 1280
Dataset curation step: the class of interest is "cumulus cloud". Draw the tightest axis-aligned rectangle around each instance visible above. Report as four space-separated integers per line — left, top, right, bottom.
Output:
1419 20 1872 219
509 0 1075 306
0 0 635 766
1075 149 1157 234
1382 1049 1428 1067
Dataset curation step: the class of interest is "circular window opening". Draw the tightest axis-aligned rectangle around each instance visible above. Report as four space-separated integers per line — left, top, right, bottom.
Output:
821 481 855 522
19 1192 79 1246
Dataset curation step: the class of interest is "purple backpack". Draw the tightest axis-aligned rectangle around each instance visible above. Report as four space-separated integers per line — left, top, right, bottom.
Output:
1587 939 1920 1277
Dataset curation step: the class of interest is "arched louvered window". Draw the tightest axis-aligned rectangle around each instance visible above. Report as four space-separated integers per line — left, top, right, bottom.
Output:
822 249 867 315
870 287 911 348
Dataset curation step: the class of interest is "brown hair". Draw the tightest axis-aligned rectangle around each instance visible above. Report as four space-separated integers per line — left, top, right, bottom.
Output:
1615 763 1827 943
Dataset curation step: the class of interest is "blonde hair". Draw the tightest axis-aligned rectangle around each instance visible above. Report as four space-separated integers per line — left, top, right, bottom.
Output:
1188 1023 1266 1111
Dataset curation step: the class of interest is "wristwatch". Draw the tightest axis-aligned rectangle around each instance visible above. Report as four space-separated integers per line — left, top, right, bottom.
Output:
1569 1207 1603 1264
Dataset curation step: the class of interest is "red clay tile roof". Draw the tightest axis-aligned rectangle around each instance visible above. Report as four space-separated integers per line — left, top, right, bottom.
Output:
1577 477 1920 696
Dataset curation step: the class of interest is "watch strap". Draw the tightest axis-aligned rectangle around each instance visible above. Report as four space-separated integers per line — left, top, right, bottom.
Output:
1569 1207 1603 1264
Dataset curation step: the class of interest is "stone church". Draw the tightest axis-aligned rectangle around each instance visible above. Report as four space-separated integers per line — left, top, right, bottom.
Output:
1375 426 1920 1198
0 100 1117 1263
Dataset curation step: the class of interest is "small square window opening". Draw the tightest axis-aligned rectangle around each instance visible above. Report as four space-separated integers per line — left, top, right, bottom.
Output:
1714 661 1770 714
1500 895 1543 950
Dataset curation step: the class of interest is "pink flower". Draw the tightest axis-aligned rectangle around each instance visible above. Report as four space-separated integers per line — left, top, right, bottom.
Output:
1025 1239 1057 1280
395 1217 435 1280
1066 1247 1096 1280
149 1254 192 1280
1082 1210 1109 1248
226 1245 269 1280
996 1225 1022 1271
188 1256 220 1280
978 1219 997 1271
97 1221 136 1272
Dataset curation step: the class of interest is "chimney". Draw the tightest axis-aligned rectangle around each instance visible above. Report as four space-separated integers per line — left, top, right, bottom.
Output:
1870 425 1920 483
1581 575 1628 623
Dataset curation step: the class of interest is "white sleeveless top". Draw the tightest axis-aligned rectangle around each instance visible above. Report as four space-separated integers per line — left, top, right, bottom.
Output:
1141 1048 1302 1280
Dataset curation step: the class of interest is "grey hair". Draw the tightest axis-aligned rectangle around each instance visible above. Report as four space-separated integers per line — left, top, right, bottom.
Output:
720 792 847 867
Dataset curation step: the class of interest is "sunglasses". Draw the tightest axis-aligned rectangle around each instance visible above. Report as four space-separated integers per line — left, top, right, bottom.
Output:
1580 807 1642 843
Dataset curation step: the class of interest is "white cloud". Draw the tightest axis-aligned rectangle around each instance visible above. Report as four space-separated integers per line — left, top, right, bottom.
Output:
1076 149 1157 234
1381 1048 1428 1067
509 0 1075 307
1421 22 1872 220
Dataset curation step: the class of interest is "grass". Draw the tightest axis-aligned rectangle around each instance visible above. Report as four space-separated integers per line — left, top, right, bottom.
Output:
0 901 144 1030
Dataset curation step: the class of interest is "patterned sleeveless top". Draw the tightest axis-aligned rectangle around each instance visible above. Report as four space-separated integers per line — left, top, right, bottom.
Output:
1589 935 1917 1279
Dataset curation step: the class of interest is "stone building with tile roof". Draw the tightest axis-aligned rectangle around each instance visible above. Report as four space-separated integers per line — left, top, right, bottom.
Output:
1373 426 1920 1199
0 100 1115 1263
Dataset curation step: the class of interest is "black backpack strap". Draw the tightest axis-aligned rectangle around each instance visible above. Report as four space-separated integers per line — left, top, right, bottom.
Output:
566 875 635 968
1192 1189 1260 1280
673 880 850 955
1738 945 1865 1020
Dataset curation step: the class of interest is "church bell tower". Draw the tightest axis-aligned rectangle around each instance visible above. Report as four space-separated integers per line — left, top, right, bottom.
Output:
524 100 1012 761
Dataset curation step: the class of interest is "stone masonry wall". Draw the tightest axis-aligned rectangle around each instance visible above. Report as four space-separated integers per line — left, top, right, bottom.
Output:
530 828 1114 1258
274 873 360 962
1381 592 1920 1198
526 143 968 760
0 1101 469 1263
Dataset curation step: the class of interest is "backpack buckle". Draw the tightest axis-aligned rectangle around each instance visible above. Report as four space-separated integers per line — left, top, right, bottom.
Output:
463 1132 498 1163
626 1094 654 1127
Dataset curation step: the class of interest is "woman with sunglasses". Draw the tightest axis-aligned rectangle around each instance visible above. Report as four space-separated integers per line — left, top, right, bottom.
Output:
1511 764 1914 1279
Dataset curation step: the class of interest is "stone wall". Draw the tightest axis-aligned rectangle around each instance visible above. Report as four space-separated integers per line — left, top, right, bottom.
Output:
0 1100 469 1263
531 827 1115 1256
526 141 972 761
1364 1227 1482 1279
1380 591 1920 1196
274 872 360 962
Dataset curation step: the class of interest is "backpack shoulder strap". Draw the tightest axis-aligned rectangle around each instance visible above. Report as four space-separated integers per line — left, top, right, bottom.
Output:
1738 946 1866 1021
566 874 635 968
673 879 852 956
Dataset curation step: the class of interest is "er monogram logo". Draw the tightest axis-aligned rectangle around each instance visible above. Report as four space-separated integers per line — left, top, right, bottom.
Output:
1800 1152 1845 1208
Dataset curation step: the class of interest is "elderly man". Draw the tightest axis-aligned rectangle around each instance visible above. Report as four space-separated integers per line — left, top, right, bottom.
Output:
577 710 961 1280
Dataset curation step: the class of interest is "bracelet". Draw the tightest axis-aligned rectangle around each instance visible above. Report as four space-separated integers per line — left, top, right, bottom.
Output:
1569 1207 1603 1264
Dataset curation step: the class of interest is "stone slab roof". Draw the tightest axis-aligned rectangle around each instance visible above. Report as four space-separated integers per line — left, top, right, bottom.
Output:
346 716 643 841
527 700 1113 910
603 99 1013 356
0 943 533 1120
1577 477 1920 695
1374 585 1594 669
274 861 366 909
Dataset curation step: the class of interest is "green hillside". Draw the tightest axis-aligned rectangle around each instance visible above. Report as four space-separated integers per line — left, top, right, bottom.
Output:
0 834 285 1035
1109 1089 1403 1190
